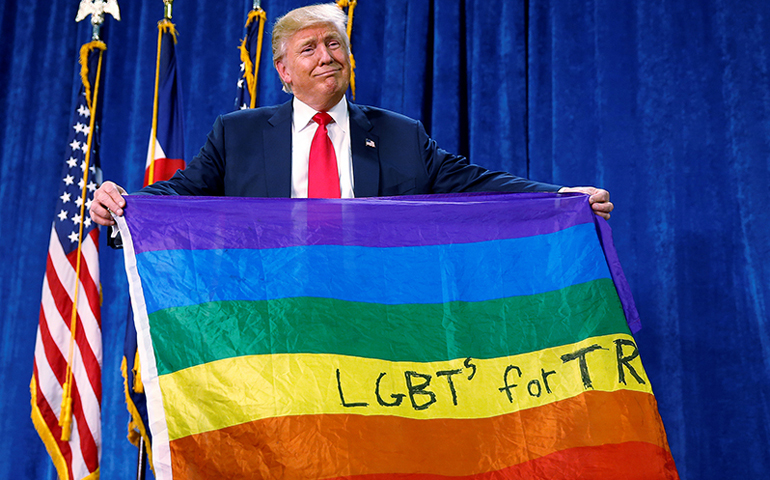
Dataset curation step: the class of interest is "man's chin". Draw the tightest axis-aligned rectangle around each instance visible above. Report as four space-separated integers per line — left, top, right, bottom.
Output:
319 80 349 98
295 88 347 111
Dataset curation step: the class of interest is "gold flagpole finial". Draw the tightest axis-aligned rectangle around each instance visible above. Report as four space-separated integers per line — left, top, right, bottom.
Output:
75 0 121 40
164 0 174 20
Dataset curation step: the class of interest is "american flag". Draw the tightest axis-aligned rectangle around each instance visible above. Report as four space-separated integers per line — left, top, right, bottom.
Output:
31 41 104 480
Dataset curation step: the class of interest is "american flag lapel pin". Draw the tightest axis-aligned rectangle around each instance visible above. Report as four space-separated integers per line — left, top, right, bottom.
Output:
366 138 376 148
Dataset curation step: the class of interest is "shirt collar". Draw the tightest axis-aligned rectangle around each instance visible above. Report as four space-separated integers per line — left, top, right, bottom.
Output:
293 96 348 132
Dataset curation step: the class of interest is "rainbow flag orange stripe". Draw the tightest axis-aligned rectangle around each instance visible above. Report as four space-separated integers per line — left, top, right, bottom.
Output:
117 193 677 480
169 390 675 479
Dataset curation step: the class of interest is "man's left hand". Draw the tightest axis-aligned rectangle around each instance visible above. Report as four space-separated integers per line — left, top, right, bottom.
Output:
558 186 614 220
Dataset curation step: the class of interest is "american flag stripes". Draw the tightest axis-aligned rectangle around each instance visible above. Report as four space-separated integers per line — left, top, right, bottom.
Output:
31 40 105 480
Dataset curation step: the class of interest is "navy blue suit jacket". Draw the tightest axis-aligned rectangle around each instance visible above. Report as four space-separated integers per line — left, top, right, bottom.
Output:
141 101 561 197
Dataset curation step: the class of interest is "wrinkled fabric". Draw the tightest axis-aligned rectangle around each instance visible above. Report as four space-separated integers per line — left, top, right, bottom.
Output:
117 194 675 480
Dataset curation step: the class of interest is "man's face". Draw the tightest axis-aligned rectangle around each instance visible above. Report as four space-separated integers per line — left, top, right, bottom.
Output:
275 24 351 111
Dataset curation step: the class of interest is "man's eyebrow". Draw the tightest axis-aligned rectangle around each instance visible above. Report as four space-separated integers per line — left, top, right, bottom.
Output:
322 32 343 42
296 37 317 49
293 31 342 52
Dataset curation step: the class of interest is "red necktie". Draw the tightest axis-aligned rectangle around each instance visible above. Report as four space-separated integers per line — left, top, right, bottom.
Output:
308 112 341 198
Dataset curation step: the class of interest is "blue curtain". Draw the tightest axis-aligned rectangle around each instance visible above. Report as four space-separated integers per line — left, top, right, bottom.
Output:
1 1 768 479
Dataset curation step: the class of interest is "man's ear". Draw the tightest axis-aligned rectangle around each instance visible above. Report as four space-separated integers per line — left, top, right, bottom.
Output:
275 60 291 86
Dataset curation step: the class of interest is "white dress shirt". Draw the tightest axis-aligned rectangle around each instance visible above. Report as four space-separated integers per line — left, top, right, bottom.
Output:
290 96 355 198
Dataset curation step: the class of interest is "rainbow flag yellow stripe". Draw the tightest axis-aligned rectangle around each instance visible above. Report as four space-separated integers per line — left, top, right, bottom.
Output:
161 333 651 440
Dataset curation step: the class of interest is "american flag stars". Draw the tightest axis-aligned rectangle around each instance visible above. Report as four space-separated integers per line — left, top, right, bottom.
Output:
236 62 248 109
53 92 101 246
74 122 90 135
77 103 90 118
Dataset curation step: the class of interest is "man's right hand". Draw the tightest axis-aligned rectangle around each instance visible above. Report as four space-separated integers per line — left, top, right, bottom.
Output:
89 181 127 226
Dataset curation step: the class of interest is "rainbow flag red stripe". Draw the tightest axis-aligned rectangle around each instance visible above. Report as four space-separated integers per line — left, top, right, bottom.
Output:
116 193 678 480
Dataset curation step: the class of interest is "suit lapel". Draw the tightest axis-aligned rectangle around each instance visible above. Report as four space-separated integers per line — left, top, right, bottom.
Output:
349 103 380 197
264 101 293 198
262 101 380 198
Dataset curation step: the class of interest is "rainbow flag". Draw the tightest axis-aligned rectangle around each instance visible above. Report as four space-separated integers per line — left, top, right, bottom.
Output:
116 193 678 480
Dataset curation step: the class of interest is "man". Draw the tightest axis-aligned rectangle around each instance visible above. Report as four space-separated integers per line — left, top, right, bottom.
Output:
89 3 612 226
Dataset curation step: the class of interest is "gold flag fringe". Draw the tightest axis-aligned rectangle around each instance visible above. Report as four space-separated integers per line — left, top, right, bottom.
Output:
337 0 357 99
79 41 106 114
239 7 267 109
31 376 102 480
121 357 156 474
132 350 144 393
157 18 179 43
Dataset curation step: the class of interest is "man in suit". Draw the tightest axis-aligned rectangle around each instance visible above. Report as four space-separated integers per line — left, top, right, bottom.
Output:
89 3 612 226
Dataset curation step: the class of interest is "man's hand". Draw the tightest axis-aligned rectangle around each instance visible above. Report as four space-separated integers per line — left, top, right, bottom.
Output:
89 181 127 226
558 186 613 220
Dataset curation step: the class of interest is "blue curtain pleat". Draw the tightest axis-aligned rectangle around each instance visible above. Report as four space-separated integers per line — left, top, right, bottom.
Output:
430 0 462 154
466 0 528 176
1 1 768 479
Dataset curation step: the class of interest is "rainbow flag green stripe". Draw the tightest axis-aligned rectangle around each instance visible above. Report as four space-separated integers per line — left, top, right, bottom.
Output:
150 278 625 375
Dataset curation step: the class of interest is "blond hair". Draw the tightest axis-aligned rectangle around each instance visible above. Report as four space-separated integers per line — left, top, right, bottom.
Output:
272 3 350 93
